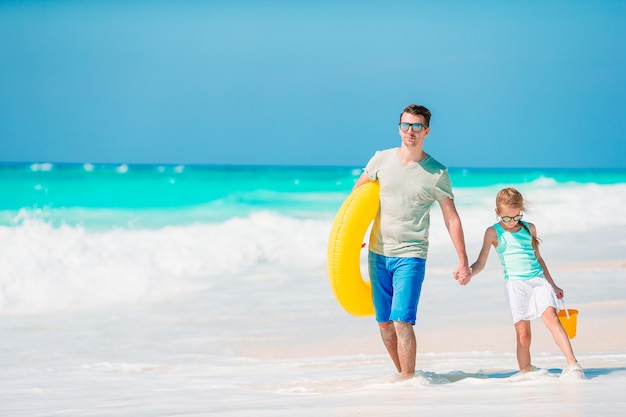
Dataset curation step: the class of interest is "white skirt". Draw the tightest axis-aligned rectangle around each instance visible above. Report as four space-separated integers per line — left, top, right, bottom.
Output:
504 275 558 323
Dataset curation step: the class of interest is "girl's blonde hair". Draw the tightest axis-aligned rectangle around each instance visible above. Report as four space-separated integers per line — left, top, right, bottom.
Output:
496 188 541 250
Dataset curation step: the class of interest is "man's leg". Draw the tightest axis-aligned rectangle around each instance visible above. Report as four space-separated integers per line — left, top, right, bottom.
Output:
378 321 415 377
379 321 401 373
394 321 416 377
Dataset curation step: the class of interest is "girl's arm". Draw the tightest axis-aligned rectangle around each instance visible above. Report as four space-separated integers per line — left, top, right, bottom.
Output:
469 226 497 277
530 223 564 299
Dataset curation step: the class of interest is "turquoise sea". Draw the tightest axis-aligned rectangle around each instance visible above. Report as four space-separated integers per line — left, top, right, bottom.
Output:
2 162 625 228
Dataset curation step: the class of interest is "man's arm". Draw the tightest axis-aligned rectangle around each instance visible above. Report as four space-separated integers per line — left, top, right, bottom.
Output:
438 197 471 285
352 172 370 191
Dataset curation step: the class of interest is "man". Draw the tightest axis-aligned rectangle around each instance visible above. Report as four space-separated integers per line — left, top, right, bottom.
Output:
353 104 471 378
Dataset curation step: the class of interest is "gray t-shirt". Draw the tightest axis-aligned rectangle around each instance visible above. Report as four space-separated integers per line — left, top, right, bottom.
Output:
364 148 453 258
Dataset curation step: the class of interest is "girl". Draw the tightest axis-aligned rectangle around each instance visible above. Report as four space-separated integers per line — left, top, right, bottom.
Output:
468 188 584 378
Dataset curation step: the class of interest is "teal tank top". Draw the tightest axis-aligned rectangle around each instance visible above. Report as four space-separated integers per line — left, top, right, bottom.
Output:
494 221 543 280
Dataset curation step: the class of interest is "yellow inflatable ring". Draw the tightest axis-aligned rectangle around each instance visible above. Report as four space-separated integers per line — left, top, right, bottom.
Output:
327 181 379 316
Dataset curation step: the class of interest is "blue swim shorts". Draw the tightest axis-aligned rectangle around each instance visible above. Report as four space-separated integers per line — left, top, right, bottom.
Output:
368 251 426 325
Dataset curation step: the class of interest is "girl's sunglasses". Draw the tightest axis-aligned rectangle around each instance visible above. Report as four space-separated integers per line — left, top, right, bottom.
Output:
500 214 523 223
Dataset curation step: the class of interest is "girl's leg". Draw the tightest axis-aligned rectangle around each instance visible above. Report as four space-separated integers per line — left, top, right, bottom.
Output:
541 307 577 365
514 320 533 372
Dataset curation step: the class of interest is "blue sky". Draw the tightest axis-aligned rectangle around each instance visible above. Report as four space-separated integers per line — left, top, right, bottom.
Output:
1 0 625 168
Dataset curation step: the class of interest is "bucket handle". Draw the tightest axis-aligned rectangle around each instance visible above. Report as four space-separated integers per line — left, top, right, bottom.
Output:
560 299 571 319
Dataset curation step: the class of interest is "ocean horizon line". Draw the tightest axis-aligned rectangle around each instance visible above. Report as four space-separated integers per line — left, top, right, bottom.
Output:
1 160 625 173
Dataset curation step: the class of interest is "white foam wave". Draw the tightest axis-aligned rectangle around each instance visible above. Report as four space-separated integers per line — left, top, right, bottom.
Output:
115 164 129 173
527 176 559 187
80 362 176 373
0 212 331 315
29 162 54 171
1 182 624 315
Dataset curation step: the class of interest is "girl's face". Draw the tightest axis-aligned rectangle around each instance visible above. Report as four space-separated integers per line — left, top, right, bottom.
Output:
495 204 523 231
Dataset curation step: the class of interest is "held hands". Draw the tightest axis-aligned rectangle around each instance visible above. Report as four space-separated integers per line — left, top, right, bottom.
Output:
453 264 472 286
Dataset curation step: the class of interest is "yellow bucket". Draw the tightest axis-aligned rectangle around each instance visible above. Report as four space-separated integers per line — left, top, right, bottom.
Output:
557 309 579 339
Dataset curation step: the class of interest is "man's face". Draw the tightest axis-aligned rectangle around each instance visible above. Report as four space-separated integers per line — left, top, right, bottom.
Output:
398 113 430 147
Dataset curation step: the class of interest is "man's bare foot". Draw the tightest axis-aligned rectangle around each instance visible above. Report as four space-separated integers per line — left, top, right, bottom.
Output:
519 364 538 373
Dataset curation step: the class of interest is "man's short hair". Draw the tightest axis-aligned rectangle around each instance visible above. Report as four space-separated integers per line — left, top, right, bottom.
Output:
400 104 431 127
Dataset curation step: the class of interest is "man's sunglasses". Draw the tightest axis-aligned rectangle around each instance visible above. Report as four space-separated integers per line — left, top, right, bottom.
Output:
399 122 425 132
